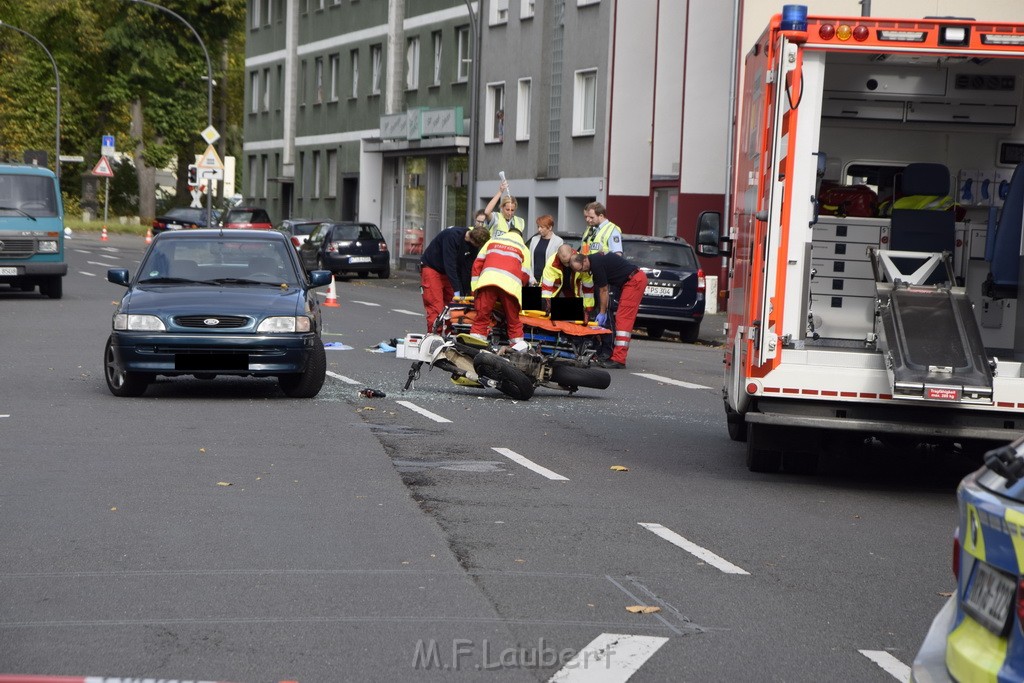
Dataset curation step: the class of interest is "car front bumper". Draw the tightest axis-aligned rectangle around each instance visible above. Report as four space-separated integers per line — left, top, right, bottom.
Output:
0 261 68 279
109 331 318 375
911 595 956 683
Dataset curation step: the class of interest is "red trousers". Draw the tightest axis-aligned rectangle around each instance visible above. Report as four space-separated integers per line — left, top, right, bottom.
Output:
611 270 648 364
471 286 524 340
421 266 453 332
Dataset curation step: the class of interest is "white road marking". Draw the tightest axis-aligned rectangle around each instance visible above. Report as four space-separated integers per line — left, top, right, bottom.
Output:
395 400 452 423
0 414 9 418
351 300 382 307
78 271 96 277
326 371 361 385
638 523 750 575
548 633 669 682
859 650 910 682
87 261 117 268
632 372 711 390
492 447 569 481
73 249 92 254
392 308 421 316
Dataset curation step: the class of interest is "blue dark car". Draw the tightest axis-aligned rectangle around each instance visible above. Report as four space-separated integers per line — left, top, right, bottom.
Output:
104 229 332 398
618 235 706 343
298 221 391 279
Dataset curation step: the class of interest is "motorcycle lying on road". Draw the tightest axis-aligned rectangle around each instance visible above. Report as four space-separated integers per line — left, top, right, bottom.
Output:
397 299 612 401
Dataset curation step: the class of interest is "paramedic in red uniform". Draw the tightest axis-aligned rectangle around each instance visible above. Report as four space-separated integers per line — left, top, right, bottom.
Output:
419 217 490 332
570 252 648 369
469 228 531 351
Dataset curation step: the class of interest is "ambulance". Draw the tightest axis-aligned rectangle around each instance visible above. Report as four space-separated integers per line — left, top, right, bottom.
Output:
699 6 1024 472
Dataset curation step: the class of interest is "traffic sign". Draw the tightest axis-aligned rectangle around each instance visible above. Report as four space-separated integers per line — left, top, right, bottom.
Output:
101 135 115 157
200 168 224 181
201 126 220 145
197 144 224 171
190 189 204 208
92 156 114 178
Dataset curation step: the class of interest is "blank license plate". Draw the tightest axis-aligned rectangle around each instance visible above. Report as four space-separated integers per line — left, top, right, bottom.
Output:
350 256 372 263
644 285 674 297
0 267 18 276
964 561 1016 634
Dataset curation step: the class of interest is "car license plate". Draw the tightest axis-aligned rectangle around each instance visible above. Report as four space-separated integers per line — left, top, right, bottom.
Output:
964 561 1016 634
0 267 18 276
350 256 372 263
644 285 674 297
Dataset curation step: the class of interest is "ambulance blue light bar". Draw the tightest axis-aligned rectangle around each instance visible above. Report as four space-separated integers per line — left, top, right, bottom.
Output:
781 5 808 32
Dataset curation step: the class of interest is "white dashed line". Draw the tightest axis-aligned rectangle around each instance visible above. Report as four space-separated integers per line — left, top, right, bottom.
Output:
0 414 9 418
326 371 361 385
87 261 116 268
548 633 669 682
392 309 421 316
78 271 96 277
638 523 750 575
350 300 382 307
395 400 452 423
72 249 92 254
858 650 910 682
632 372 711 390
491 447 568 481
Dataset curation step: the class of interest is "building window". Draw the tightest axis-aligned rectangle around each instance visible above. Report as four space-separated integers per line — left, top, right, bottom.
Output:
261 155 268 198
263 0 272 25
490 0 508 25
430 31 442 87
486 83 505 143
370 44 382 95
249 156 257 197
329 54 340 101
313 151 321 197
300 0 308 14
275 0 284 22
298 152 306 198
327 150 337 197
316 0 324 10
405 37 420 90
250 0 260 29
516 78 531 141
314 57 324 104
521 0 535 18
456 26 470 82
276 65 283 110
573 69 597 136
350 49 359 98
299 60 307 105
262 68 270 111
249 71 259 113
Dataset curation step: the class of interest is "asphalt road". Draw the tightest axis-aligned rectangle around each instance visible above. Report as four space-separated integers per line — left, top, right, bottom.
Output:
0 232 976 682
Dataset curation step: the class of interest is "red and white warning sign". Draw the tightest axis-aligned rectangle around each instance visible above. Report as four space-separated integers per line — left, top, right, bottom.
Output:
91 156 114 178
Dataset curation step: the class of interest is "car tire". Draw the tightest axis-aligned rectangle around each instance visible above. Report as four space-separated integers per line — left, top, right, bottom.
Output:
278 337 327 398
40 276 63 299
104 337 151 397
473 352 535 401
645 325 665 340
679 321 700 344
726 406 747 442
378 264 391 279
549 363 612 390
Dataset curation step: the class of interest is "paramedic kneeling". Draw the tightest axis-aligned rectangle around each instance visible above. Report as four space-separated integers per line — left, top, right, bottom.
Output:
570 252 647 369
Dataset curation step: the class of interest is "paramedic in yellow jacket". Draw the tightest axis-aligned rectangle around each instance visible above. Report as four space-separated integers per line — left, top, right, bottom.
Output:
484 179 526 239
540 244 595 310
581 201 623 255
470 229 531 351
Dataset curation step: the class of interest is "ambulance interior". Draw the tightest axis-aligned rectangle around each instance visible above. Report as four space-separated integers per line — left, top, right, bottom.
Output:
802 48 1024 394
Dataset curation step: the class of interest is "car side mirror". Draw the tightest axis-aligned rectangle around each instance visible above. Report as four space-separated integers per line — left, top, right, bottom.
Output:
107 268 130 287
695 211 730 258
309 269 332 288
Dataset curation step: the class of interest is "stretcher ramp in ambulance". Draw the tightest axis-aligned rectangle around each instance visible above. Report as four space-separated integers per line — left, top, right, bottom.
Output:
877 287 993 403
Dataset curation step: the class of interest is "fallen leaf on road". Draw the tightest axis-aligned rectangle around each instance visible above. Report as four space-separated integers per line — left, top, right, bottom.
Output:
610 465 629 472
626 605 661 614
110 507 117 511
216 482 232 487
938 591 954 598
199 448 206 453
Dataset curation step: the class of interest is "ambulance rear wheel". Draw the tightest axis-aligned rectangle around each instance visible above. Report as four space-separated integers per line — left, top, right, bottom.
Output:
726 407 747 442
746 423 782 473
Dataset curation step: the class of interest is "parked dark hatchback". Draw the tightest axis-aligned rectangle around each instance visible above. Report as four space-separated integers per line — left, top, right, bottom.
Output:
103 229 333 398
618 235 705 342
151 206 221 234
221 207 273 230
298 221 390 279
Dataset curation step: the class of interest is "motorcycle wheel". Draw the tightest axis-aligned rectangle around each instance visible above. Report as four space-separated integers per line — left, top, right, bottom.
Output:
473 352 535 401
549 363 612 390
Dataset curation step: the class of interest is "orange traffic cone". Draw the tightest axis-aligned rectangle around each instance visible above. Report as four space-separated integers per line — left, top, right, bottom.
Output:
145 228 153 244
101 226 109 241
323 275 340 307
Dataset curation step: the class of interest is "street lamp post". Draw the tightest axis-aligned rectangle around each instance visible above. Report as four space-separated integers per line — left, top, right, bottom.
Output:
462 0 481 226
0 21 61 179
126 0 214 226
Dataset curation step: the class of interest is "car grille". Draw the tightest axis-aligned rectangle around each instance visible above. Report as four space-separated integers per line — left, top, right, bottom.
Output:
0 239 36 258
175 315 250 329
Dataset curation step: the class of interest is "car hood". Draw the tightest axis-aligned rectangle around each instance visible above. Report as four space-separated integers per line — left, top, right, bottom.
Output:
122 284 304 318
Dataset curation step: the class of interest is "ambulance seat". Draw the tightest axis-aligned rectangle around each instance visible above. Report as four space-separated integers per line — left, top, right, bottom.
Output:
983 162 1024 299
889 163 955 284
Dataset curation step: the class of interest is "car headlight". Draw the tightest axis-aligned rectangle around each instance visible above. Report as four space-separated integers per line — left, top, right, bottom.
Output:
257 316 311 333
113 314 166 331
38 240 59 253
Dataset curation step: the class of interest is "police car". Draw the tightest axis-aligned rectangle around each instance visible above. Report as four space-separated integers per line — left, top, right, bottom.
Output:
912 436 1024 682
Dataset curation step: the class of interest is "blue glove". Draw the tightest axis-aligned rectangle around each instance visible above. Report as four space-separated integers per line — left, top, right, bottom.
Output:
453 291 461 298
595 312 608 327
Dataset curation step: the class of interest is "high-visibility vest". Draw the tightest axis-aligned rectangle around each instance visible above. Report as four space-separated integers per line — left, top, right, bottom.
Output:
879 194 955 215
581 220 621 255
540 252 595 308
490 213 525 240
471 231 531 305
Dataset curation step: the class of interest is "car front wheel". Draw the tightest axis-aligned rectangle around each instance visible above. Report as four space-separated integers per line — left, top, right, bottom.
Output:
278 337 327 398
104 337 151 397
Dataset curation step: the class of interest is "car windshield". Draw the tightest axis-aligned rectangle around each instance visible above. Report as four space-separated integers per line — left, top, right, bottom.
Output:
333 225 368 241
294 223 319 236
227 210 267 223
0 174 58 217
622 241 697 270
138 238 300 286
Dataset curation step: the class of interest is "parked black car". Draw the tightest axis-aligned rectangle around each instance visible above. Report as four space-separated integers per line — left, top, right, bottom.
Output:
103 229 333 398
298 221 390 279
617 235 705 343
151 206 221 234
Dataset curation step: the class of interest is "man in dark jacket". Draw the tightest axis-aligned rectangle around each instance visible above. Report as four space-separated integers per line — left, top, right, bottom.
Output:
420 215 490 332
570 252 648 369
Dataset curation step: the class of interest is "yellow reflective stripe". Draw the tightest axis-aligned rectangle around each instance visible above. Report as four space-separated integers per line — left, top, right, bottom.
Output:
963 503 987 562
479 267 524 288
1005 507 1024 573
946 614 1006 683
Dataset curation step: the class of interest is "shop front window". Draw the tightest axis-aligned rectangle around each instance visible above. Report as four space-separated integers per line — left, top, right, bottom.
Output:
445 155 469 229
402 157 427 256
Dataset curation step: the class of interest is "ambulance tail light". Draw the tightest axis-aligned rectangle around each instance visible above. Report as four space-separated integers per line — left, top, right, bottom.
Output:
981 33 1024 46
697 269 706 294
817 23 869 42
877 30 927 42
953 527 960 579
